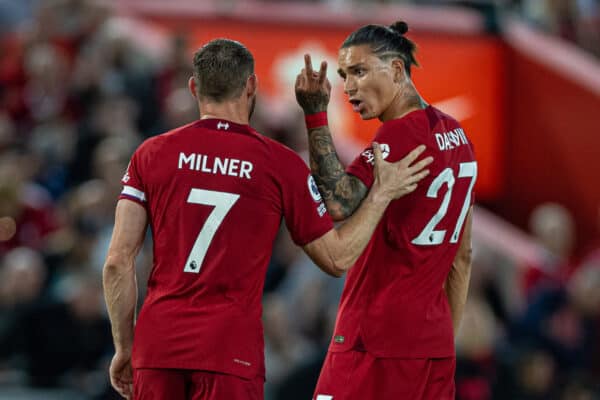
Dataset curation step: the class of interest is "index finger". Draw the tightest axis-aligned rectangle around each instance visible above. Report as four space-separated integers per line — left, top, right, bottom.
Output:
372 142 383 165
304 54 314 76
399 144 426 167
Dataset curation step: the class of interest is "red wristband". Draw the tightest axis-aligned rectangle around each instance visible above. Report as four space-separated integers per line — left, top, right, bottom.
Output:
305 112 328 129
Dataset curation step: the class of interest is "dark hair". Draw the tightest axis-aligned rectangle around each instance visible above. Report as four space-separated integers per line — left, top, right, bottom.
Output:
192 38 254 101
341 21 419 77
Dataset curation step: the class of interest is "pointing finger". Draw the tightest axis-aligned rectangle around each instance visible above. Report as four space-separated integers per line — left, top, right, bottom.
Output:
372 141 383 166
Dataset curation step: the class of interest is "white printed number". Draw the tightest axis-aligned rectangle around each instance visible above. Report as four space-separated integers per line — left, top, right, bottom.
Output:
183 189 239 273
411 162 477 246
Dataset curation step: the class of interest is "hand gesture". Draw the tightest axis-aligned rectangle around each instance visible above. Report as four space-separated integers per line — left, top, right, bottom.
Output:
109 351 133 399
295 54 332 114
372 143 433 200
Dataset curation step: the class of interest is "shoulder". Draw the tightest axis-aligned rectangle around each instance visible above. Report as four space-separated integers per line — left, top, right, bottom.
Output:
429 105 460 125
371 111 429 158
250 129 308 171
427 106 468 136
376 109 429 141
134 121 198 157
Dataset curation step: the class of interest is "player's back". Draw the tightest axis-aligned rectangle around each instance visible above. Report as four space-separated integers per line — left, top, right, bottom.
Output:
338 106 477 358
120 119 331 380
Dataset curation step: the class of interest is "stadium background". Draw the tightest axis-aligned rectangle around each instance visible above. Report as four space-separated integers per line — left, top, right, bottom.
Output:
0 0 599 398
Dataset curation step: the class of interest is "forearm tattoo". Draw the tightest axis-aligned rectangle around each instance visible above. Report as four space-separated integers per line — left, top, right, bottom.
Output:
308 126 367 219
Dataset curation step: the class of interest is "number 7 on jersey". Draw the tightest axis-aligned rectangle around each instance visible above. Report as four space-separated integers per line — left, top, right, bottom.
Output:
184 188 240 273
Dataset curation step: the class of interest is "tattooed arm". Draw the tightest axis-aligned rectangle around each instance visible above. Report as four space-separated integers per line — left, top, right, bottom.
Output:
307 126 368 220
296 54 367 221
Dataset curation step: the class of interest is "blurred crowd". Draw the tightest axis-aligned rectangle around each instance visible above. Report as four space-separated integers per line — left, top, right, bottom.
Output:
0 0 599 399
516 0 600 56
263 0 600 57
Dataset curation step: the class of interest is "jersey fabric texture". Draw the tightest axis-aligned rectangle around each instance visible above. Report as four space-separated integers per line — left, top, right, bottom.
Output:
314 351 456 400
119 119 333 380
133 369 264 400
332 105 477 358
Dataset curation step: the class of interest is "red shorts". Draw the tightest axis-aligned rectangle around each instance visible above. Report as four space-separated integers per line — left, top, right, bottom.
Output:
313 351 455 400
133 368 263 400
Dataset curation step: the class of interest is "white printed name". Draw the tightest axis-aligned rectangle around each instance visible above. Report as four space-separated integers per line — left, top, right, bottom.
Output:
178 153 253 179
435 128 468 151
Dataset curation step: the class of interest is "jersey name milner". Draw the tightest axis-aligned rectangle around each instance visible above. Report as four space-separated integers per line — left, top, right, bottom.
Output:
177 152 254 179
118 118 333 379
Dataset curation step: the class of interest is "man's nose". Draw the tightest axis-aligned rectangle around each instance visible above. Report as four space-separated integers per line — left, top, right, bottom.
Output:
344 77 357 96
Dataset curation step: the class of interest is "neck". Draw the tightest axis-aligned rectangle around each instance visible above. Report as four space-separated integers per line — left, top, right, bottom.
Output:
379 81 427 122
198 98 249 125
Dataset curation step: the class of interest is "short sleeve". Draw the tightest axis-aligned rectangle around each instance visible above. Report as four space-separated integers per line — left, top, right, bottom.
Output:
346 123 398 189
346 120 423 189
119 148 146 206
279 152 334 246
346 146 375 189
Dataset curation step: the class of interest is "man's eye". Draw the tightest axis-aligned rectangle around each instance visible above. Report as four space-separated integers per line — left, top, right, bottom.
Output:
356 69 365 76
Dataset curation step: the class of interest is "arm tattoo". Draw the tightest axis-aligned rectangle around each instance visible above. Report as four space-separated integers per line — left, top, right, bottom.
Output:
308 126 368 220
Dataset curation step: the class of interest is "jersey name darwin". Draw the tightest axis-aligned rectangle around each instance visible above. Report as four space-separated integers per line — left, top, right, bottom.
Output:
434 128 468 151
178 152 253 179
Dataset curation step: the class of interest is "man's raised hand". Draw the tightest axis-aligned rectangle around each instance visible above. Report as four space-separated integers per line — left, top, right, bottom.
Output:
295 54 332 114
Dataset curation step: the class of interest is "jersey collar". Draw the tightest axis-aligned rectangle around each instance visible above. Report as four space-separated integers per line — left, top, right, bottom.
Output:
193 118 253 135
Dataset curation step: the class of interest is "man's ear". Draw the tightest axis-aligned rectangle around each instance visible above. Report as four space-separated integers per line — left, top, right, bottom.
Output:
391 59 406 83
188 76 198 99
246 74 258 97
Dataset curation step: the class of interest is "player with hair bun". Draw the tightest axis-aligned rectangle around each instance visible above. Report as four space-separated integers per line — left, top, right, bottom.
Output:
295 21 477 399
103 38 432 400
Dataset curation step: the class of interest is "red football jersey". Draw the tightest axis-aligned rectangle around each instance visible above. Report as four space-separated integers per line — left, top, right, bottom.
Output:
119 119 333 379
332 106 477 358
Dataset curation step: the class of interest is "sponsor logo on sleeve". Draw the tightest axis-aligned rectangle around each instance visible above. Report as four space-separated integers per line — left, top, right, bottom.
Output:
307 175 322 202
360 143 390 165
317 203 327 217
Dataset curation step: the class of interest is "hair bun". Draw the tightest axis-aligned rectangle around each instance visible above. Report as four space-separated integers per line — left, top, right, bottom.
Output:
389 21 409 35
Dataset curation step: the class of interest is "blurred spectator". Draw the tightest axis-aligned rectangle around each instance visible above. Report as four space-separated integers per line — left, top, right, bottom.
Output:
573 0 600 56
0 272 112 394
263 293 317 399
509 264 600 397
0 247 47 309
455 296 498 400
524 202 576 295
0 247 47 385
520 0 600 56
155 34 195 130
513 348 559 399
0 152 61 254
